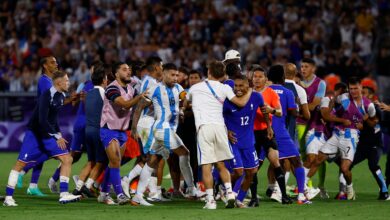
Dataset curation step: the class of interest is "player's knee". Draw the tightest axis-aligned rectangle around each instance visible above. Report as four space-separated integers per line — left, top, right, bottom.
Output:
235 169 244 177
13 161 26 171
61 155 73 165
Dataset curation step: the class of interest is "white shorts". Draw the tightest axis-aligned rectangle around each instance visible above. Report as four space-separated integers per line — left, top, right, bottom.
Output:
320 129 359 161
197 124 233 165
137 116 155 154
151 128 184 159
305 129 326 155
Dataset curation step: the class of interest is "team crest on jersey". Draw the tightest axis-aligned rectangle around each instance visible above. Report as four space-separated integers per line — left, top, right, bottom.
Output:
250 103 253 110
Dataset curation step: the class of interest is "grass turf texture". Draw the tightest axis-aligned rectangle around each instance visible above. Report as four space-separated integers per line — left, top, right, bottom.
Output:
0 153 389 220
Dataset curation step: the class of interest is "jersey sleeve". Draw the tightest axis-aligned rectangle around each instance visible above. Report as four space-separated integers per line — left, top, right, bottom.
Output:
320 97 331 108
105 85 121 102
296 85 308 105
223 84 236 101
315 80 326 98
367 103 376 117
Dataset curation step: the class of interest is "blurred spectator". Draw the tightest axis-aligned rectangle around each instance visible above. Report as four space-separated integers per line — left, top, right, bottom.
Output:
0 0 385 93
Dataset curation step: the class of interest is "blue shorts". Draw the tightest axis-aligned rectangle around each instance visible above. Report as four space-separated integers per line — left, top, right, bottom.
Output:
70 125 86 152
232 147 259 169
275 135 300 159
18 130 68 163
100 128 128 149
86 126 107 163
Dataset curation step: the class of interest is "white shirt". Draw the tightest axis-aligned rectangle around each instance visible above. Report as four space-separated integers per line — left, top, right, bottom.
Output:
187 80 235 130
285 79 308 105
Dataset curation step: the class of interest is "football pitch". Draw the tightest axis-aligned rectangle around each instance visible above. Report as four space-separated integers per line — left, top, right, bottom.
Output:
0 153 389 220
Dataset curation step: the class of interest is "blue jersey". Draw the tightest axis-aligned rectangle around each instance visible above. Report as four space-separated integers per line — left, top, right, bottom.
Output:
269 84 297 138
151 83 184 131
37 74 52 97
223 92 264 149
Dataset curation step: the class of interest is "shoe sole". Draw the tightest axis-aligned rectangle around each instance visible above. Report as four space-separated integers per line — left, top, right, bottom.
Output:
59 197 81 204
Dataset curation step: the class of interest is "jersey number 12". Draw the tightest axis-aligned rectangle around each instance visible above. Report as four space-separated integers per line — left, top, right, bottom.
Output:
240 116 249 126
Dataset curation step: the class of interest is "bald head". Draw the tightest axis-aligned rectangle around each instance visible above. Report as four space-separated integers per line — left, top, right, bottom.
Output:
284 63 297 80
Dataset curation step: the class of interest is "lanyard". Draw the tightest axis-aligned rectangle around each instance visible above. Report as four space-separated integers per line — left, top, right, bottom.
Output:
205 80 224 104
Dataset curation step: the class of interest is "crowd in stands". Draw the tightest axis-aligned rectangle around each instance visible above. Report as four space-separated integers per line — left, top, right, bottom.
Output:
0 0 389 93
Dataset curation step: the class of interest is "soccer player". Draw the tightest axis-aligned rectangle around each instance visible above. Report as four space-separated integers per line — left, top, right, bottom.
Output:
283 63 310 140
98 62 147 205
17 56 59 196
186 61 252 209
267 65 312 204
72 62 107 198
307 78 376 200
350 86 389 200
131 63 196 206
122 56 163 199
249 65 292 206
4 71 81 206
223 75 265 208
297 58 328 197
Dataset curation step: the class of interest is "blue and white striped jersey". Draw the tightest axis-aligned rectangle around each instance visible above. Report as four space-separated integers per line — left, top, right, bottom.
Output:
150 83 184 131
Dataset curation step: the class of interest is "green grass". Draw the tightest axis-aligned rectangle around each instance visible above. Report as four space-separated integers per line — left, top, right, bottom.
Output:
0 152 389 220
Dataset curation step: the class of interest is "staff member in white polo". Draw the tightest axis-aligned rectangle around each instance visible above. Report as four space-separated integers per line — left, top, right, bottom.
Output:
186 60 252 209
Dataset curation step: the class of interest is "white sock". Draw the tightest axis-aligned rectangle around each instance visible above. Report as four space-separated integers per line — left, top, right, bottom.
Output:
304 167 310 186
76 179 84 191
179 155 195 188
29 183 38 189
85 178 94 189
93 182 100 189
148 176 158 194
157 185 162 194
136 164 154 196
339 173 347 192
20 170 26 176
7 170 19 189
206 188 214 201
224 182 233 194
298 192 305 200
285 171 290 185
128 164 143 183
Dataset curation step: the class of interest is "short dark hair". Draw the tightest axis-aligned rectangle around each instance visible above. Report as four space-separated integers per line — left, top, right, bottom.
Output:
267 65 285 84
208 61 225 79
91 64 107 85
40 56 54 68
130 60 145 76
250 64 267 77
301 58 316 66
348 77 361 86
178 66 189 75
189 70 203 79
91 60 104 68
112 62 127 74
145 56 162 72
225 63 241 78
334 82 348 92
52 70 67 82
163 63 177 72
234 74 248 83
